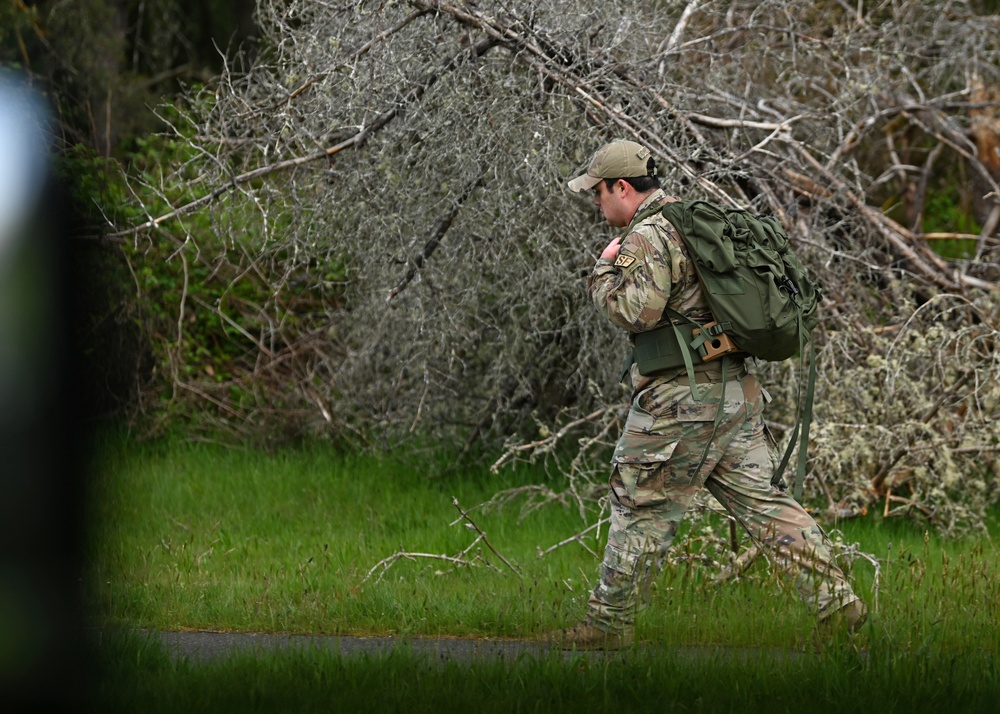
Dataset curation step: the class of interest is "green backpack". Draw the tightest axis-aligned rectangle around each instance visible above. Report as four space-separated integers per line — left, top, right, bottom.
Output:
659 200 821 362
627 199 821 499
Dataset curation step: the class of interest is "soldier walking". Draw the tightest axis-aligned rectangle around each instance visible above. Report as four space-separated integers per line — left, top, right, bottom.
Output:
555 139 867 649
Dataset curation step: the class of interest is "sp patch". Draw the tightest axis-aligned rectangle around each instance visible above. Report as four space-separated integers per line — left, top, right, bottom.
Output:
614 253 637 269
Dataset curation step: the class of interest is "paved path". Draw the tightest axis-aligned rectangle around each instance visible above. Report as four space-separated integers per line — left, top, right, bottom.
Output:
154 630 560 663
150 629 813 665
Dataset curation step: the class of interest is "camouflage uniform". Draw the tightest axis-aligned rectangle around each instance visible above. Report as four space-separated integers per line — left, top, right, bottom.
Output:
586 190 860 634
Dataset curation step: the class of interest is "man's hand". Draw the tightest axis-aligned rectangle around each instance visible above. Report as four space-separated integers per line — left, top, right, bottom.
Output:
600 236 622 261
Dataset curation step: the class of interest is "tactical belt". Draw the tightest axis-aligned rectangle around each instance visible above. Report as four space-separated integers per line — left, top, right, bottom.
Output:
624 321 747 378
634 322 698 375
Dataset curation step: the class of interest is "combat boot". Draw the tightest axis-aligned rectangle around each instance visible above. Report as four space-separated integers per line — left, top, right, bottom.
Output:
549 621 634 650
814 598 867 646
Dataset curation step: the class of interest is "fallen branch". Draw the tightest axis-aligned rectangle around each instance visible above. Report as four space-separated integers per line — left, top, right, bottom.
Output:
490 407 617 473
362 495 522 583
451 497 522 576
536 517 609 559
363 546 483 585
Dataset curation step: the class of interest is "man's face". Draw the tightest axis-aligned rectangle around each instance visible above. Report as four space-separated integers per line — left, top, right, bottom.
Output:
592 180 630 228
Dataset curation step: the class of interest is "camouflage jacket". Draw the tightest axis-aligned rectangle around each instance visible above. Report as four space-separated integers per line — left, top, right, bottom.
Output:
589 190 713 394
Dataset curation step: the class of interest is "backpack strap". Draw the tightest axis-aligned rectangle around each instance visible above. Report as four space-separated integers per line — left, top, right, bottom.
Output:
794 342 817 500
664 308 712 403
769 304 817 500
623 200 669 235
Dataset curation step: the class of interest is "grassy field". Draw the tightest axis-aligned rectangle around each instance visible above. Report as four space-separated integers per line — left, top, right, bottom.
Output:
86 431 1000 712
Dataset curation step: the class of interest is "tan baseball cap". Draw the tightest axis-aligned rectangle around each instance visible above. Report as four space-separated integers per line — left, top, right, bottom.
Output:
567 140 654 192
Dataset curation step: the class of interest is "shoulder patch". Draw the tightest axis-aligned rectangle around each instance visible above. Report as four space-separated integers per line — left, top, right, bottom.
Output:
614 253 637 269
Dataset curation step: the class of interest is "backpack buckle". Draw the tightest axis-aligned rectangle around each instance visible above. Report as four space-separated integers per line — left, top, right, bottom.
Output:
692 321 741 362
779 275 800 297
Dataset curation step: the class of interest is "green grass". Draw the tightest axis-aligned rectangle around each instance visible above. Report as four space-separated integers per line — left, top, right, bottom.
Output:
86 431 1000 712
88 433 592 638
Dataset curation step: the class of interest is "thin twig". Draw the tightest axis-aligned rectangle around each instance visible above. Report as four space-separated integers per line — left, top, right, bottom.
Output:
451 497 522 576
536 517 610 558
363 546 482 584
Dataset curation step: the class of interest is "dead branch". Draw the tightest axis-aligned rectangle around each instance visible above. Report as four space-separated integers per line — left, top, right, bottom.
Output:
491 407 618 473
263 8 434 111
451 497 521 576
536 517 609 559
387 168 486 302
363 547 483 584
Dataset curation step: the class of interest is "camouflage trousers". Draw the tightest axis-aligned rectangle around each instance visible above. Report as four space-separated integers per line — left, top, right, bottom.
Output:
587 369 858 632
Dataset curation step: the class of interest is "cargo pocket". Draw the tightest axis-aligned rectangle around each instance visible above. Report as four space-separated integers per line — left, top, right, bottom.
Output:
611 462 660 510
612 385 718 466
612 431 679 466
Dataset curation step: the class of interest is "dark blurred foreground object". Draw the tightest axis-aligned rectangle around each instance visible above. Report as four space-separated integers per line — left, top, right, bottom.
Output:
0 73 91 709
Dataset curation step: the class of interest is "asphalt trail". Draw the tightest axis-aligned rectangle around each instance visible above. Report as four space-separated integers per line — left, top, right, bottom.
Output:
148 630 814 665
